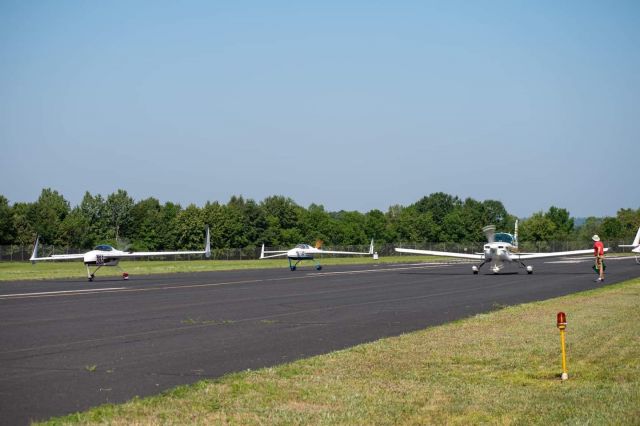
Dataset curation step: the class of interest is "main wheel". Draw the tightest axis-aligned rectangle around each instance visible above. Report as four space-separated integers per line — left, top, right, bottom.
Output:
316 265 322 270
290 266 297 271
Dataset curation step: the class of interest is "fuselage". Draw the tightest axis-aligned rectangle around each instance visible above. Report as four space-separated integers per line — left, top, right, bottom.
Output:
287 244 319 260
483 232 518 273
83 245 123 266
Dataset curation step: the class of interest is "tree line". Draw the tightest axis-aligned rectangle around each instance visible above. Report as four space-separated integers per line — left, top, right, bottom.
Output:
0 189 638 251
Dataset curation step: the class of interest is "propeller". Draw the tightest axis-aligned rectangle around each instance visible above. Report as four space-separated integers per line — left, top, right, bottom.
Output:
315 239 323 249
482 225 496 243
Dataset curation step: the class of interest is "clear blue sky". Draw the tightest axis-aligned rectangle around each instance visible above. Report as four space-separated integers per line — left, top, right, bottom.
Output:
1 1 638 218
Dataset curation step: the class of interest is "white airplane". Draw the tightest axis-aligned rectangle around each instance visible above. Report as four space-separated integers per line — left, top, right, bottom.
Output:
260 239 375 271
395 222 599 274
30 227 211 281
619 226 640 264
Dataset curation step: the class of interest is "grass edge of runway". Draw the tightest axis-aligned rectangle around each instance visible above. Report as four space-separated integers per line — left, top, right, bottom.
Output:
39 278 640 425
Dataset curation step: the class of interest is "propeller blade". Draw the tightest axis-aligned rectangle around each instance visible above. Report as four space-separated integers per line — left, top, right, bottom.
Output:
482 225 496 243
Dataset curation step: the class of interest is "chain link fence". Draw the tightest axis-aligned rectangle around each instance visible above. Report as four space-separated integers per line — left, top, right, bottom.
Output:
1 240 632 262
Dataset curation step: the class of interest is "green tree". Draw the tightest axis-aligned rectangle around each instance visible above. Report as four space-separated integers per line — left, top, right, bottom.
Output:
32 188 70 245
298 204 333 244
59 207 90 247
79 192 109 245
159 202 182 249
616 208 640 238
130 197 164 251
574 217 603 243
0 195 14 244
105 189 134 243
545 206 574 240
260 196 303 246
600 217 624 240
10 202 35 245
170 204 206 249
364 209 388 243
412 192 461 223
520 212 557 248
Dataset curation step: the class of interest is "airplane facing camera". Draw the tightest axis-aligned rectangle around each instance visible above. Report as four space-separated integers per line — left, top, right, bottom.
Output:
395 221 600 274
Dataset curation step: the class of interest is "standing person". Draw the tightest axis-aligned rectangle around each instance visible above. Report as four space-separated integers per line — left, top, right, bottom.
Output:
592 234 605 282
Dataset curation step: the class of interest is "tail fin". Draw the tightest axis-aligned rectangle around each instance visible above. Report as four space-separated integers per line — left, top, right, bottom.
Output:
619 226 640 248
30 236 40 263
514 220 519 248
260 243 265 259
632 226 640 247
204 226 211 258
368 239 374 255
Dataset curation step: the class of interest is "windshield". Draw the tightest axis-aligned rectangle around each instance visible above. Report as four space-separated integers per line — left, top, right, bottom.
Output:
295 244 311 249
494 233 514 244
94 245 114 251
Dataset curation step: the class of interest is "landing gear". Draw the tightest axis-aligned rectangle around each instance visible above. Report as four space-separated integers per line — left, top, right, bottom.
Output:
86 264 102 282
519 261 533 274
472 261 486 275
289 258 301 271
288 257 322 271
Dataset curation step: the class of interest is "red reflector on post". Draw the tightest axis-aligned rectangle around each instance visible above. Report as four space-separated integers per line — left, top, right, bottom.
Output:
557 312 567 329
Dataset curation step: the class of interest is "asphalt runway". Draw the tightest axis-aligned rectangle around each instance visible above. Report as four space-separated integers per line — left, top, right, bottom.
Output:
1 257 638 425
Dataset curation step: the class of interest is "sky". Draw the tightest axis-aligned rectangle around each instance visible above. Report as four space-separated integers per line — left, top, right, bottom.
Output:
1 0 638 218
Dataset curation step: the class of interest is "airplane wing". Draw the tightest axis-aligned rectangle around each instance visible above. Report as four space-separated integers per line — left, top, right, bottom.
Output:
30 253 86 262
112 226 211 259
394 248 483 260
259 243 288 259
110 249 209 258
30 236 86 263
513 248 604 260
317 239 375 256
317 249 370 255
260 252 289 259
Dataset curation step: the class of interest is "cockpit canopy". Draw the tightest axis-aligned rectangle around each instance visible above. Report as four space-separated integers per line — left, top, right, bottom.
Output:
494 233 515 245
295 244 312 249
94 245 114 252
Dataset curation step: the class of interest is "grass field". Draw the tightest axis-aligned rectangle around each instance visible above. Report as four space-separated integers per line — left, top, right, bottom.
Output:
37 278 640 425
0 255 449 281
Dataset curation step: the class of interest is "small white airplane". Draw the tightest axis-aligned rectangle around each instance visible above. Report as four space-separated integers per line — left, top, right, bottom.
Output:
395 221 600 274
619 226 640 264
30 227 211 281
260 239 375 271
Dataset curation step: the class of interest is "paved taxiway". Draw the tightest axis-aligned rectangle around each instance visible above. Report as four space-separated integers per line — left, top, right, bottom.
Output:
1 258 638 425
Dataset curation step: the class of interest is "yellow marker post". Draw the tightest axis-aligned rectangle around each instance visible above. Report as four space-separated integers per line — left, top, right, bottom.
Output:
556 312 568 380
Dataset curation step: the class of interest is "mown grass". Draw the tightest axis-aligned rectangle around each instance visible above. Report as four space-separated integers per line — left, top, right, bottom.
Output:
38 279 640 425
0 255 442 281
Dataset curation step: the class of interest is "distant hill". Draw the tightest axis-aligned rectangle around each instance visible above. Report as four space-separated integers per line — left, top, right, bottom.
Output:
573 217 587 227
